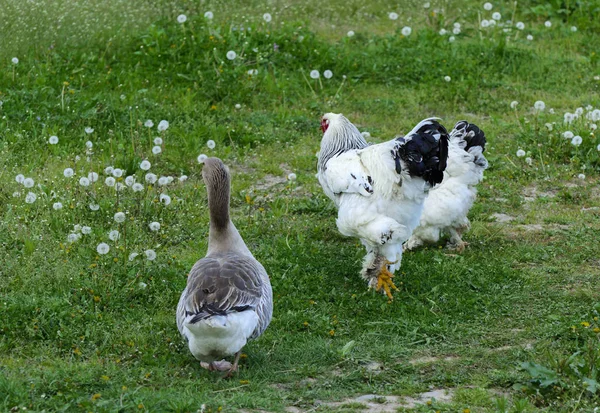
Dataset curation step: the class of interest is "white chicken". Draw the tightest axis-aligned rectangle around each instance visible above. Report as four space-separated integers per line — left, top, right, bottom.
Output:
405 121 487 252
316 113 449 299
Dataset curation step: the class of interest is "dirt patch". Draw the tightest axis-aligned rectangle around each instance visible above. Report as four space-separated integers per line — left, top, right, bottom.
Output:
324 389 455 412
409 356 459 365
517 224 570 232
253 174 288 191
491 213 515 223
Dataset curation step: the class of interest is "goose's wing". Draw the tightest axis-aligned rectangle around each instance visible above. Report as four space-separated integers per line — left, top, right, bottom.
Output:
177 253 271 338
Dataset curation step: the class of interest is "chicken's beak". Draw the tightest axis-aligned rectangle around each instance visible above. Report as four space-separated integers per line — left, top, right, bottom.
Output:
320 118 329 133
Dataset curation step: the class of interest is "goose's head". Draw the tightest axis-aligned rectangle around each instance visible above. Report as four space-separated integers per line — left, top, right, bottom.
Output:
202 157 230 189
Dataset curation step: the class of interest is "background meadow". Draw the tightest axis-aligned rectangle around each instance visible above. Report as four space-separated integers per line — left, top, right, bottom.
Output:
1 0 600 412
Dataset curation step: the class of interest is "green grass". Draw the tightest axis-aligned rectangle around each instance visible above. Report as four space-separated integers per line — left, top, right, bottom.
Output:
1 0 600 412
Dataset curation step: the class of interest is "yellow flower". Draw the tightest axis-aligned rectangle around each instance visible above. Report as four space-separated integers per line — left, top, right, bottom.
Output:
93 296 100 303
303 321 309 327
91 393 101 400
122 386 127 391
463 409 471 413
239 380 249 384
581 321 590 327
138 404 144 409
100 375 109 381
593 327 600 333
329 329 335 336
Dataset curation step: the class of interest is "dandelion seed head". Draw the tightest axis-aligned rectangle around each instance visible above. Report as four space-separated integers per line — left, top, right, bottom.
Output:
510 101 519 109
104 166 114 175
439 28 447 35
206 140 216 149
149 222 160 231
139 282 147 289
310 70 320 79
516 22 524 30
179 175 188 182
12 57 19 64
112 168 123 178
204 11 213 19
527 34 533 41
263 13 272 22
132 183 144 192
534 100 546 111
49 136 59 144
105 177 116 187
452 27 460 35
481 19 490 28
388 12 398 20
516 149 526 157
97 243 110 255
563 131 574 139
347 30 355 37
114 212 126 223
401 26 412 36
129 252 139 261
145 249 157 261
64 168 75 178
152 146 162 155
158 176 169 186
177 14 187 23
53 202 63 210
160 194 172 205
287 173 297 181
67 233 81 243
545 123 553 131
544 21 551 28
25 192 37 203
525 157 532 165
153 137 163 145
15 174 25 184
226 51 237 60
23 178 34 188
109 230 120 241
140 160 151 171
85 127 94 134
82 226 91 234
444 75 451 82
89 203 100 211
571 135 582 146
197 154 208 163
145 173 157 184
492 12 501 20
144 120 154 128
483 2 493 10
157 120 169 132
74 225 82 232
578 173 585 179
79 177 90 187
323 70 333 79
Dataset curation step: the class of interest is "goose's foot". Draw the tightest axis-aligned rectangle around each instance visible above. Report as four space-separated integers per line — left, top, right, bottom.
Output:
200 359 233 372
222 351 242 379
367 259 398 300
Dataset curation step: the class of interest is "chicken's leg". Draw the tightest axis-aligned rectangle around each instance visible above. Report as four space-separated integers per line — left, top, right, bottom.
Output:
363 254 399 300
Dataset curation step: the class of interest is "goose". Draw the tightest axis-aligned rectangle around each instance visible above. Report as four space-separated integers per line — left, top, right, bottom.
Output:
176 157 273 376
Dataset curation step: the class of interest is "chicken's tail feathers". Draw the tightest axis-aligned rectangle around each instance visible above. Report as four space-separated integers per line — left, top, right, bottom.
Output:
450 121 488 169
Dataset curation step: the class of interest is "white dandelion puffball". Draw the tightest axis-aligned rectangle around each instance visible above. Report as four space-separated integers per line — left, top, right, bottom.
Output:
197 154 208 163
125 176 135 186
152 146 162 155
177 14 187 23
247 69 258 76
15 174 25 184
140 160 151 170
116 183 126 192
423 1 431 8
310 70 320 79
104 166 114 175
401 26 412 36
597 144 600 151
206 140 216 149
129 252 139 261
388 12 399 20
109 230 120 241
444 76 451 82
67 233 81 243
510 101 519 109
489 19 496 26
79 177 90 187
591 124 597 131
452 27 460 35
481 19 490 28
563 131 574 139
449 36 455 42
158 176 169 186
439 28 447 35
226 50 237 60
347 30 355 37
23 178 34 188
179 175 188 182
49 135 59 144
571 135 582 146
204 11 213 19
167 176 174 184
53 202 63 210
12 191 20 198
145 249 157 261
85 127 94 134
88 172 99 182
157 120 169 132
287 173 297 181
516 149 526 157
545 123 553 131
323 70 333 79
74 224 82 232
114 212 126 223
578 173 586 179
139 282 147 289
263 13 272 22
25 192 37 204
483 2 493 10
82 226 91 234
153 137 163 145
592 109 600 121
575 107 584 116
571 26 577 32
97 243 110 255
12 57 19 64
492 12 501 21
89 203 100 211
516 22 525 30
160 194 172 205
235 104 241 110
144 119 154 128
149 222 161 231
545 21 551 28
105 177 116 187
534 100 545 111
525 157 533 165
132 183 144 192
145 173 157 184
112 168 123 178
527 34 533 41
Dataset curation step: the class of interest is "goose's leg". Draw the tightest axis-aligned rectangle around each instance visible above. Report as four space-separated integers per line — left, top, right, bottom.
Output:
222 351 242 379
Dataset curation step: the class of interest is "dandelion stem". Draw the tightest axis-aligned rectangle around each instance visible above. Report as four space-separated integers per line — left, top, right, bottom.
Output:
334 77 347 100
537 145 547 175
301 70 317 97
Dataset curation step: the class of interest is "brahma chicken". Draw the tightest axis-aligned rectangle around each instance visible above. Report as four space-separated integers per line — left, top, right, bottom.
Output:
405 121 487 252
316 113 449 299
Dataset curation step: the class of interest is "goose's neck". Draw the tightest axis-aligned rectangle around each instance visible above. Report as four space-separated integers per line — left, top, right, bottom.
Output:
206 177 252 256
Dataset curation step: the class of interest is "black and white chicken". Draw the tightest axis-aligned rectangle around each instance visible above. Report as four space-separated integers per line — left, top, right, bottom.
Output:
405 121 488 252
316 113 449 299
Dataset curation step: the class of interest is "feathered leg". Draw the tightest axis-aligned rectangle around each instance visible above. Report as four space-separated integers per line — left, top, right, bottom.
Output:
447 219 470 252
362 253 398 300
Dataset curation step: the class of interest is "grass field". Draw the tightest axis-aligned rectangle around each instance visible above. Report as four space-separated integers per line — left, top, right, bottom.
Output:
1 0 600 412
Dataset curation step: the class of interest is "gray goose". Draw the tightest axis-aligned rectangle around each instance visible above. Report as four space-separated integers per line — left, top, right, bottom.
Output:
176 157 272 376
